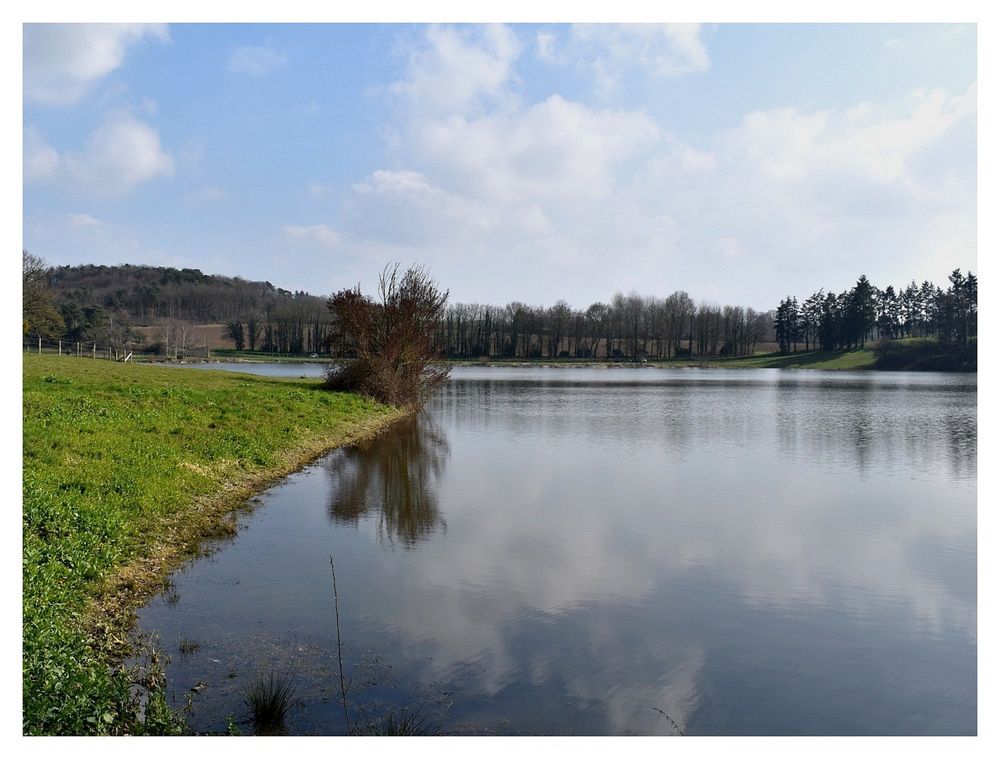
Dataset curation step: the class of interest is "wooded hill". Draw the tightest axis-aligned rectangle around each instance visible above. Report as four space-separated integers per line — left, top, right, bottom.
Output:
49 263 328 325
45 264 333 354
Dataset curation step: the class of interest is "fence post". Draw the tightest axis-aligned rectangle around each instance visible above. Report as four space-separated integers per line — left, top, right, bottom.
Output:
93 342 97 359
38 336 42 355
58 340 62 356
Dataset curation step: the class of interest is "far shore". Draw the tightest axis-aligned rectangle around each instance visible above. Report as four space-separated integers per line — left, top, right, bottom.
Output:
135 340 975 373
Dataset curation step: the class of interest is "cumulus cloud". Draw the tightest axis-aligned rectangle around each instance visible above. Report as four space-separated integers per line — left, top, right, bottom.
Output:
687 85 978 298
332 26 694 297
24 23 169 105
346 170 498 246
227 45 288 75
25 113 174 197
390 24 521 117
282 223 340 249
411 95 661 205
335 25 975 307
539 24 710 95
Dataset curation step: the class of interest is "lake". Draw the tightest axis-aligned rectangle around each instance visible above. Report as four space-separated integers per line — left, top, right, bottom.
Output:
136 365 977 735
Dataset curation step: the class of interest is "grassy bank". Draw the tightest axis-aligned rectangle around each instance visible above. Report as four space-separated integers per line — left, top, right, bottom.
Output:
22 355 407 735
872 337 976 371
676 349 877 370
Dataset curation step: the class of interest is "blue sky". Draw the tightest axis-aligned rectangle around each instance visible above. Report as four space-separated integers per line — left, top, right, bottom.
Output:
23 23 977 309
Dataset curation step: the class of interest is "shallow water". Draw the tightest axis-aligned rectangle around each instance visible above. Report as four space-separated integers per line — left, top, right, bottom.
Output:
137 366 977 735
167 361 327 378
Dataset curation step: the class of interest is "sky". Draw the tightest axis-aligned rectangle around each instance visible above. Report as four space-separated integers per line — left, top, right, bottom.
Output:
22 22 978 311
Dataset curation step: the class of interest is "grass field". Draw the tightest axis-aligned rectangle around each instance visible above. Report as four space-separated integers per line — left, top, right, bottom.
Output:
22 355 406 735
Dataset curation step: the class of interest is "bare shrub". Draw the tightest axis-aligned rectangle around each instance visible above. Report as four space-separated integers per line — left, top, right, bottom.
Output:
325 264 451 407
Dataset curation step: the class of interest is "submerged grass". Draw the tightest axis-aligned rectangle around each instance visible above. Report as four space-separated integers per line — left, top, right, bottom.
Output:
360 707 440 736
22 354 407 735
243 670 297 733
447 349 877 371
679 348 877 370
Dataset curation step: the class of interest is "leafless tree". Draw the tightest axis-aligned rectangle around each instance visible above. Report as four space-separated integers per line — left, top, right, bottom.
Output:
325 264 451 407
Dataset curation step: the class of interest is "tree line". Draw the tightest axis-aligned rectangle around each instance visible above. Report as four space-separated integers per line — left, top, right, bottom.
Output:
432 294 774 360
773 270 977 353
23 255 977 361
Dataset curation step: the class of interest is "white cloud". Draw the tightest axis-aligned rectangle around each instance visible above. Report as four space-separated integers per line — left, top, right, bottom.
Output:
691 85 978 297
25 113 174 197
410 95 661 206
227 45 288 75
346 170 498 246
535 31 558 63
72 23 962 311
730 87 976 188
23 127 59 181
560 24 710 94
335 24 975 308
390 24 521 117
68 213 101 228
307 181 333 199
282 223 340 250
24 23 169 105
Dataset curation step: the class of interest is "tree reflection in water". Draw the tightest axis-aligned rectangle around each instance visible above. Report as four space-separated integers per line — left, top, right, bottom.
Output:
327 414 449 546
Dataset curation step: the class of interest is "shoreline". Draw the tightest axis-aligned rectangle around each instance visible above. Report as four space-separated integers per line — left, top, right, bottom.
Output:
90 403 411 666
22 355 410 734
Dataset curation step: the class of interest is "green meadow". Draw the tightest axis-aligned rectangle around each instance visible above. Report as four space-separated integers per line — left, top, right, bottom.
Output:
22 355 405 734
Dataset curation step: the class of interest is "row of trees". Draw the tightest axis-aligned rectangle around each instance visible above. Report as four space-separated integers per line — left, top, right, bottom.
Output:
774 270 978 353
224 299 332 355
432 294 773 360
25 256 978 362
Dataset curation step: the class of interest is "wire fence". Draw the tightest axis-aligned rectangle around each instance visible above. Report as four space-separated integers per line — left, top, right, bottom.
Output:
22 336 205 363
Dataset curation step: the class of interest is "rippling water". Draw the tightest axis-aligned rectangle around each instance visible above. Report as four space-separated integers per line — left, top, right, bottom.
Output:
137 366 976 735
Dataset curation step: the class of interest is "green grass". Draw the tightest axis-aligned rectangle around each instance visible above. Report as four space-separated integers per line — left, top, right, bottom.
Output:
22 354 406 735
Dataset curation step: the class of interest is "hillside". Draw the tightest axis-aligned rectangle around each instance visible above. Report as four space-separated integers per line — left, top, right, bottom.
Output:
43 264 334 355
49 264 328 325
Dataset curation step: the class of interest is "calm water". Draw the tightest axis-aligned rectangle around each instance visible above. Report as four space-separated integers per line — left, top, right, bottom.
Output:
136 365 977 735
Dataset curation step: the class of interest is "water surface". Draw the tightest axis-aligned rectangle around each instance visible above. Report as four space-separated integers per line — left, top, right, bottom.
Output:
137 366 976 735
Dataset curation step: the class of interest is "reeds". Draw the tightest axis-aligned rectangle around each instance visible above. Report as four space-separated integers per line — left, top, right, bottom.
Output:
361 707 438 736
243 670 297 733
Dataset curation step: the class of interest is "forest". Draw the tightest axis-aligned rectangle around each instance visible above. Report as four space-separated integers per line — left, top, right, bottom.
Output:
773 271 978 353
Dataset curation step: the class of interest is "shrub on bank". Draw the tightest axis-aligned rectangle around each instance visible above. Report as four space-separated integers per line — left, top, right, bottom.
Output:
325 264 450 407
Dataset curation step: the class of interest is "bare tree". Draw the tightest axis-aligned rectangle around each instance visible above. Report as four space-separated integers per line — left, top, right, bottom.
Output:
325 264 451 407
22 251 64 338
